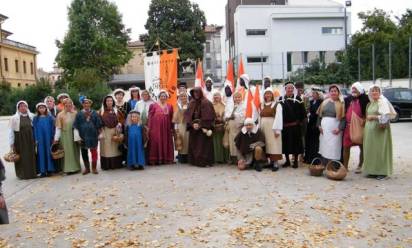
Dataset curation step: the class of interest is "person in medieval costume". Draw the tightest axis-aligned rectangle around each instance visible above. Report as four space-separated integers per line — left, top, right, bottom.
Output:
44 96 58 118
173 91 190 163
303 88 324 164
127 86 141 114
113 88 129 164
124 111 146 170
235 118 266 172
212 90 229 163
99 95 123 170
147 90 174 165
33 102 55 177
74 97 103 175
343 82 370 172
56 93 70 113
185 87 216 167
279 82 306 168
317 85 345 164
237 74 250 100
54 98 81 174
0 159 9 224
204 77 214 102
259 88 283 171
224 91 245 164
9 101 37 179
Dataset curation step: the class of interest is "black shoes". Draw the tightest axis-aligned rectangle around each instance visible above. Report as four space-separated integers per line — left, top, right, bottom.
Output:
255 163 262 172
282 161 291 168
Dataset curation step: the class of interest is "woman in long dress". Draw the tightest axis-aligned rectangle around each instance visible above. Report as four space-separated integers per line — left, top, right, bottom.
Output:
54 98 81 174
125 111 146 170
33 103 55 177
9 101 37 179
317 85 345 162
212 90 229 164
126 86 141 114
259 89 283 171
173 91 190 163
303 88 323 164
363 85 396 180
224 91 245 164
100 95 123 170
147 90 174 165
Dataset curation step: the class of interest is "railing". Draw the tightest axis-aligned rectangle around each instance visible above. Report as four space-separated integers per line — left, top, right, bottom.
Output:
1 38 37 52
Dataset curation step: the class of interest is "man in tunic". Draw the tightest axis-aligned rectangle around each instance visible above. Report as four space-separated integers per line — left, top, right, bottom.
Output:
44 96 58 118
185 87 216 167
279 82 306 168
343 82 369 172
235 118 266 172
74 97 103 175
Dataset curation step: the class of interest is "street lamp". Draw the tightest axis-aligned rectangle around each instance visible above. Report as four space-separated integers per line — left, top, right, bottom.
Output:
344 0 352 50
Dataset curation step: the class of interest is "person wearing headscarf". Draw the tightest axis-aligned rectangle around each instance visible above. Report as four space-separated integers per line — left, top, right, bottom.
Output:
135 90 154 127
362 85 396 180
237 74 250 100
33 102 55 177
184 87 216 167
127 86 141 114
113 89 129 125
317 85 345 163
279 82 306 168
147 90 174 165
173 91 190 163
303 88 324 164
124 111 146 170
73 97 103 175
56 93 70 113
44 96 58 118
54 98 81 174
343 82 370 172
99 95 123 170
212 90 229 163
204 77 215 102
8 101 37 179
0 159 9 224
260 88 283 171
235 118 266 172
224 91 246 164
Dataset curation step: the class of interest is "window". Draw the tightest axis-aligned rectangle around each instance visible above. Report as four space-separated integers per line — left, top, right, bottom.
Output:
25 83 29 87
303 51 308 64
30 62 34 74
246 29 267 36
206 58 212 69
270 0 287 5
15 59 19 73
4 58 8 72
395 90 412 101
247 56 268 63
322 27 343 35
206 42 211 53
17 83 21 87
23 61 27 74
287 52 292 72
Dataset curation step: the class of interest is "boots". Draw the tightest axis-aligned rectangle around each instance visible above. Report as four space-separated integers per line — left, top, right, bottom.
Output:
271 161 279 172
92 161 98 174
82 161 90 175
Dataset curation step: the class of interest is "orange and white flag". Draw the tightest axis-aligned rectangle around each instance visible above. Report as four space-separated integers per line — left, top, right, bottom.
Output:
195 60 205 89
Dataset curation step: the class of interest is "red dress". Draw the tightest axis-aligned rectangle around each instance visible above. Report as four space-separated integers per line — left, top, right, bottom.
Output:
147 103 174 164
343 99 362 148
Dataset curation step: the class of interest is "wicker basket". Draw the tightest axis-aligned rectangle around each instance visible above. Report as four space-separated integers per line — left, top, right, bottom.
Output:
3 150 20 163
325 160 347 181
308 158 325 177
51 143 64 160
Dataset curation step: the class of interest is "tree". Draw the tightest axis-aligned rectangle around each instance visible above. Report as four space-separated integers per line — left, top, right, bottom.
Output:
55 0 132 82
144 0 206 61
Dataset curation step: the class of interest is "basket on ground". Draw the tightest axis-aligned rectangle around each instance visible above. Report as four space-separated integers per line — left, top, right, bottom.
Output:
308 157 325 177
325 160 347 181
51 143 64 160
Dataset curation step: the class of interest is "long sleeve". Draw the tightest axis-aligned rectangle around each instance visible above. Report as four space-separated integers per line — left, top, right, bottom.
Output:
272 104 283 134
9 128 15 146
54 128 61 141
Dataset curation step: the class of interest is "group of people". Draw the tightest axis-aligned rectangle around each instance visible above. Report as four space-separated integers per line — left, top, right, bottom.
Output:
4 76 396 181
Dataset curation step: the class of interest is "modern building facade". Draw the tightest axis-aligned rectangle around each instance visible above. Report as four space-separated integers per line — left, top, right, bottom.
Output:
203 25 224 83
226 0 351 80
0 13 38 88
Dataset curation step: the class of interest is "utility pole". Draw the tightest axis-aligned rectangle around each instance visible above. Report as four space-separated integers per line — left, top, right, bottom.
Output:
372 44 375 84
344 1 352 50
358 47 361 82
389 41 392 87
409 36 411 89
282 52 285 82
260 52 264 80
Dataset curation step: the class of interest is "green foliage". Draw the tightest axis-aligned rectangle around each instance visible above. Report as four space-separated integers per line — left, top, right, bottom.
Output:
143 0 206 60
55 0 132 81
69 68 105 91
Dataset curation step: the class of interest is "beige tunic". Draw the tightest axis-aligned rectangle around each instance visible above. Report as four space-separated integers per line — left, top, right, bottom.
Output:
224 103 245 157
260 102 283 157
173 103 189 154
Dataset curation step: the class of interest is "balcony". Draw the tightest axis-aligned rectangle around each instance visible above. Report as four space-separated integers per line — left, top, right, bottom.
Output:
1 38 37 52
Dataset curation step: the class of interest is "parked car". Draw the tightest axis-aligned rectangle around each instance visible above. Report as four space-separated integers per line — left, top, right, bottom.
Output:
382 87 412 122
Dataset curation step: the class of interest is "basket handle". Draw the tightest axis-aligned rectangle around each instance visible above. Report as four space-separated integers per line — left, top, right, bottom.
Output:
326 160 347 172
310 157 323 167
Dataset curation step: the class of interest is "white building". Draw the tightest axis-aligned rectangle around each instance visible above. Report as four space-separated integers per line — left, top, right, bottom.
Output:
203 25 224 83
230 0 351 80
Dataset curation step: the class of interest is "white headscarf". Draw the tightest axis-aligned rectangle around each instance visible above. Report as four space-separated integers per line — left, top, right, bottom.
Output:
280 82 299 102
9 101 34 132
368 85 397 120
241 118 258 134
237 74 250 90
352 82 365 95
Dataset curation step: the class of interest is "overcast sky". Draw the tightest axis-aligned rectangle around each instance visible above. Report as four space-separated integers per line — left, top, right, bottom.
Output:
1 0 411 71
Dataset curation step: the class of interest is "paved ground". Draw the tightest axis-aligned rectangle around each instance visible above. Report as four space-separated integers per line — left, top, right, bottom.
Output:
0 119 411 248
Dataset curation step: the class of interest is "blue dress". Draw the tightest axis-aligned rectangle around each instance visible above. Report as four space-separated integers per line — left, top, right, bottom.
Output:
126 124 145 168
33 115 55 175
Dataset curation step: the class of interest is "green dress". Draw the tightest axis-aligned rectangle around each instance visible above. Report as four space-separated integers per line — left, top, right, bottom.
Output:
362 102 393 176
57 111 81 173
14 116 37 179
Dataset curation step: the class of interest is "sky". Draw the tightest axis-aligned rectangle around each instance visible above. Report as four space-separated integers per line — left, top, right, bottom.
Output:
1 0 411 71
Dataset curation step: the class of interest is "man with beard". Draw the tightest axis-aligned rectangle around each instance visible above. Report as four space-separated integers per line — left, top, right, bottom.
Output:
204 77 214 102
185 87 216 167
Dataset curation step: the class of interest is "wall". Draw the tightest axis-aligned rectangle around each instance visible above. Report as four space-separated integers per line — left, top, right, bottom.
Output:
0 45 36 87
120 46 145 75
